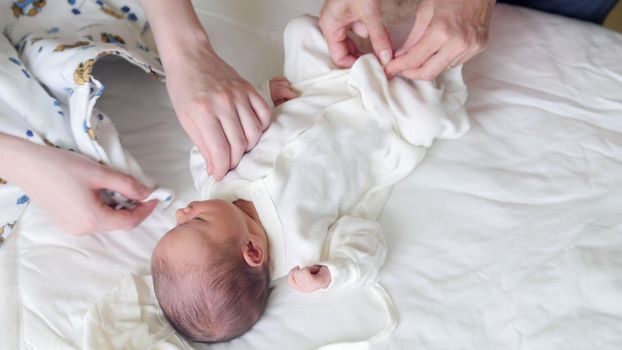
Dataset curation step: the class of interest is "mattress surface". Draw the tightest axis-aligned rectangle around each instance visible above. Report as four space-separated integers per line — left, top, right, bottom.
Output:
1 2 621 349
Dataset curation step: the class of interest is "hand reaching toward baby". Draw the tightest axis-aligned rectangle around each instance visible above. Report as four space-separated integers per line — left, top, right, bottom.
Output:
288 265 332 292
142 0 271 180
269 76 298 107
0 134 157 235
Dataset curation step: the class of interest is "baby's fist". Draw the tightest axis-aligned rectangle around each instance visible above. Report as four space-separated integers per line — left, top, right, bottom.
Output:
288 265 331 292
269 76 298 107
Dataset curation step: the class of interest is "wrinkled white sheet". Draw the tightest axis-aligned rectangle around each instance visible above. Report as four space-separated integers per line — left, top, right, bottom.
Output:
1 2 622 349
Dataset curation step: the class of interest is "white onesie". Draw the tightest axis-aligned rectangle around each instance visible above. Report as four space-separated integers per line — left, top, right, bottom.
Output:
82 15 470 350
190 16 470 289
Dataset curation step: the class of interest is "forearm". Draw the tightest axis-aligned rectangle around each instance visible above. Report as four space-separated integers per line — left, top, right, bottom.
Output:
0 132 45 186
140 0 215 68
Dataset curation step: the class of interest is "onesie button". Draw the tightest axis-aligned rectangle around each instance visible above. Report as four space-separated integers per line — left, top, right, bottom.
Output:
283 147 298 160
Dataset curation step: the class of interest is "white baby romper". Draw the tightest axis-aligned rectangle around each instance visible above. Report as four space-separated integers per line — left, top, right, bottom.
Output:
82 15 471 350
191 15 471 288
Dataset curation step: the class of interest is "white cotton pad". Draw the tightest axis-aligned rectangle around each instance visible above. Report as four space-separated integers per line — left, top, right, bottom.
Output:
142 188 174 208
100 188 174 210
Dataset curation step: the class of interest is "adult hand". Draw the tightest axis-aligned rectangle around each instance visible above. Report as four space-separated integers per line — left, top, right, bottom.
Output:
141 0 271 180
164 47 271 180
288 265 331 292
1 135 157 235
385 0 495 81
319 0 393 68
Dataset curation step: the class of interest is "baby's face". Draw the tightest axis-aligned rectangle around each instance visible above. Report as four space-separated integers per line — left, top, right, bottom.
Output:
154 199 269 275
172 199 249 248
175 199 248 242
154 200 250 267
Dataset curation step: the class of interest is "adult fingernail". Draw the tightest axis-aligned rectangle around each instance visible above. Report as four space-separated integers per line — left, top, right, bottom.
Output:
182 207 192 213
380 49 392 66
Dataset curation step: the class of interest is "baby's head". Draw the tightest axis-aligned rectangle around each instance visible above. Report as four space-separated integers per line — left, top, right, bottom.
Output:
152 199 271 342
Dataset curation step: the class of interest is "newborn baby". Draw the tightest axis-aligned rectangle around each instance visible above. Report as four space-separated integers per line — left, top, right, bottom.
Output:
151 16 469 343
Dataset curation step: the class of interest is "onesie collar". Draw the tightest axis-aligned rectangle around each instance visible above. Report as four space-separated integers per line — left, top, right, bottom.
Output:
247 179 288 280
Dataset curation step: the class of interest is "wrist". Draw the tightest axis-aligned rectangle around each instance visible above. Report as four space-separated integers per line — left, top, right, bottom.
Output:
141 0 215 67
161 34 215 71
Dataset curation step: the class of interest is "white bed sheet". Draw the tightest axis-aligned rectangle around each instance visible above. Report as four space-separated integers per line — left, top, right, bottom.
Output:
1 2 622 349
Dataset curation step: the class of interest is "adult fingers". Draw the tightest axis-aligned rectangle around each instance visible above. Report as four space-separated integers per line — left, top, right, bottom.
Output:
236 101 263 152
450 43 483 67
217 101 247 168
448 49 469 68
385 32 444 78
99 169 150 201
360 11 393 65
320 18 358 68
177 114 214 175
328 33 358 68
398 44 454 81
446 28 488 68
248 90 272 131
200 115 231 180
101 199 158 231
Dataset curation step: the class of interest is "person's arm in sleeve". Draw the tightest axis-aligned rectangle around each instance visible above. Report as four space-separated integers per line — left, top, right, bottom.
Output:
288 215 387 292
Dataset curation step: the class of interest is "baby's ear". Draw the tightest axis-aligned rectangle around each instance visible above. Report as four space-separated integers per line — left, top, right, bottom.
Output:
242 239 264 267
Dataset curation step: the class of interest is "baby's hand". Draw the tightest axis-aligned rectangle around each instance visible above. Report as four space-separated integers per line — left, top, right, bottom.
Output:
288 265 331 292
269 76 298 107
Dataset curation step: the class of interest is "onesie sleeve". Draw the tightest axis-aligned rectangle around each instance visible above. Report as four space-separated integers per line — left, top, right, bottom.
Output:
319 216 388 290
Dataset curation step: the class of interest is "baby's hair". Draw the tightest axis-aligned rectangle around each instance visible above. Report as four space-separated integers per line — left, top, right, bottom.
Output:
152 242 272 343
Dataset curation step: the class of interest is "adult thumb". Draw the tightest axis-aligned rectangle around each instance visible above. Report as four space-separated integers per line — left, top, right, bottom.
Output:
102 199 159 231
362 15 393 65
100 169 151 201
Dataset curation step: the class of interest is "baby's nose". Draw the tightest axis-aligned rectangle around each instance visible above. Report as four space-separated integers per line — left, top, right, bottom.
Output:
175 207 190 223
